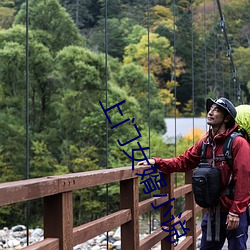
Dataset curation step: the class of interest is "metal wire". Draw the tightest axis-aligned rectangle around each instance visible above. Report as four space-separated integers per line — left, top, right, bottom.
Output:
104 0 109 248
213 0 217 95
204 0 207 97
25 0 30 245
147 0 152 234
215 0 242 104
191 0 195 144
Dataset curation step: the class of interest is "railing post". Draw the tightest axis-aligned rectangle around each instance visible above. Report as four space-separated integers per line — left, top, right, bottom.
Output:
120 177 139 250
185 171 197 250
161 173 175 250
44 192 73 250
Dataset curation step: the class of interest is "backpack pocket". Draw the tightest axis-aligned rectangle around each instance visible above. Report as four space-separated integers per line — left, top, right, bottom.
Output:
192 163 221 208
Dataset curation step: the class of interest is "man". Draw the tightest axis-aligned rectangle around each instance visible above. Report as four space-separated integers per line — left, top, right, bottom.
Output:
138 97 250 250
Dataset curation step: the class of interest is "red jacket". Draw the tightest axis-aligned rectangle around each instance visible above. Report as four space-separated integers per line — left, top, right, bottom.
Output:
154 124 250 216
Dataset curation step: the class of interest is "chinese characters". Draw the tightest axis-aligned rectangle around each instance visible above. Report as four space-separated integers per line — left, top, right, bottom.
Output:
99 100 189 244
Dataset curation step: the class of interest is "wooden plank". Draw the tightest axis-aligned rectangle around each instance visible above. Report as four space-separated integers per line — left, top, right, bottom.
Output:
44 192 73 250
120 178 139 250
0 177 59 206
174 184 192 199
0 165 147 206
196 225 202 238
57 165 146 192
140 227 168 250
140 210 192 250
175 236 193 250
161 173 175 250
139 196 169 216
196 204 203 213
22 238 59 250
185 171 197 250
175 209 192 223
73 209 131 245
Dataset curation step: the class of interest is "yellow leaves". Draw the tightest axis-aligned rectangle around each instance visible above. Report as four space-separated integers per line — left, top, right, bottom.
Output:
124 32 174 75
0 7 15 29
176 128 205 156
166 80 180 91
184 128 205 142
174 56 186 77
158 88 174 105
149 5 174 32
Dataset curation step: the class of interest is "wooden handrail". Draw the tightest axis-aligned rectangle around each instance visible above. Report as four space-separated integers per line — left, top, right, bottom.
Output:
0 165 203 249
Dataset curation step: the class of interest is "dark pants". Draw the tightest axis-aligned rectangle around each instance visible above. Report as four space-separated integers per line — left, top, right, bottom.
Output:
200 211 249 250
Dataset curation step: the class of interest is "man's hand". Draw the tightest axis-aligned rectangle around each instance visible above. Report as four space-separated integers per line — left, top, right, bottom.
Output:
137 159 156 166
226 213 240 230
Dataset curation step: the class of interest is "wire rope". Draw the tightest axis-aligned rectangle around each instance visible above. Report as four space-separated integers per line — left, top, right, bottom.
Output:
203 0 207 98
173 0 177 158
213 0 217 94
215 0 242 104
25 0 30 245
104 0 109 247
191 0 195 145
147 0 151 172
147 0 152 234
172 0 178 191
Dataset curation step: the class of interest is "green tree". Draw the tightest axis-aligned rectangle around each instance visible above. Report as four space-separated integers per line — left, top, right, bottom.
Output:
116 63 165 132
14 0 84 52
61 0 101 29
0 6 15 29
234 46 250 102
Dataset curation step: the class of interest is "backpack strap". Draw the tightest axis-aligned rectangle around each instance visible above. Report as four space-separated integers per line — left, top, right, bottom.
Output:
223 132 242 200
223 131 242 169
200 142 208 163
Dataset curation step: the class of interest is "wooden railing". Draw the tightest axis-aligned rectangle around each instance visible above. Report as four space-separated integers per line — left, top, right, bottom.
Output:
0 165 204 250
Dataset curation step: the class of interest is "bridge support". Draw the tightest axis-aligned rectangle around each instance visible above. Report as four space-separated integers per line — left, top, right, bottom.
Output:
185 171 197 250
161 173 175 250
44 192 73 250
120 177 139 250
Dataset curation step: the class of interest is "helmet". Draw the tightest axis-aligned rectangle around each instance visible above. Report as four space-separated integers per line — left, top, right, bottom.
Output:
206 97 237 120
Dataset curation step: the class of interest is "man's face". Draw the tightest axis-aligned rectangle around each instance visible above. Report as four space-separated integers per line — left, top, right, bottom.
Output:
207 104 226 127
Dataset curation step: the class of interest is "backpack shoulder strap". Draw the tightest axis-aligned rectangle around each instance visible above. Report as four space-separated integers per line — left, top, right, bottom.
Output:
223 132 242 169
200 141 208 162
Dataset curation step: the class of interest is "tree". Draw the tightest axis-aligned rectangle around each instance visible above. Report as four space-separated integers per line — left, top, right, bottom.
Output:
234 46 250 102
116 63 166 132
14 0 84 52
148 5 174 33
0 6 15 29
61 0 101 29
0 25 56 132
86 17 139 60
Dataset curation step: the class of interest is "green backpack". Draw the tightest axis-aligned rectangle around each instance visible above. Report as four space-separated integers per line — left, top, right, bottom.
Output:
235 105 250 142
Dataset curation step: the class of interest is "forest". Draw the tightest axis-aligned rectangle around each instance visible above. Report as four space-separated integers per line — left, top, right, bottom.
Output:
0 0 249 227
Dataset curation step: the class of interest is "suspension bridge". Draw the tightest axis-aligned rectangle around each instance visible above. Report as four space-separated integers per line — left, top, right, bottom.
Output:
0 0 249 249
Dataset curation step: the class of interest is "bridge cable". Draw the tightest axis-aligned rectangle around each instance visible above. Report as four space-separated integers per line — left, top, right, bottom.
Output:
25 0 30 245
104 0 109 247
191 0 195 145
213 0 218 96
215 0 242 104
204 0 207 98
147 0 153 234
172 0 178 190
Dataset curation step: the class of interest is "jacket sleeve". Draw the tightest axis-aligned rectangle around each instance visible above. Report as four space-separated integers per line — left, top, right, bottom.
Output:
229 136 250 215
153 140 203 174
